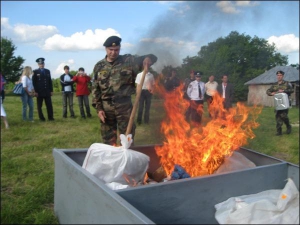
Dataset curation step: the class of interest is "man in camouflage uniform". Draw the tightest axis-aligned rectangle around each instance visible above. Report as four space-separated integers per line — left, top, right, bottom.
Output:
92 36 157 145
266 70 294 136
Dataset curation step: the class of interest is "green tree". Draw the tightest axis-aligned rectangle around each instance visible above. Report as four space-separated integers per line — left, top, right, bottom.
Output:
290 63 299 70
1 37 25 83
52 78 61 92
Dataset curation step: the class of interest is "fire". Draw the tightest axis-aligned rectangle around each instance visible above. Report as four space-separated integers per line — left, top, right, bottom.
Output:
154 74 262 177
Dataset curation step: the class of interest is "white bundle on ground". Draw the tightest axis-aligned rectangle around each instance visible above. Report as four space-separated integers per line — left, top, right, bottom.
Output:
82 135 150 190
215 178 299 224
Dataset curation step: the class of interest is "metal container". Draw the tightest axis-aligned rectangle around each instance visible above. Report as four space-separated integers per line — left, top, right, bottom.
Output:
274 93 290 110
53 145 299 224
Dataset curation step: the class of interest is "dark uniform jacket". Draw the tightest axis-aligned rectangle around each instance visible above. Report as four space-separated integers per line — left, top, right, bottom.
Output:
164 76 180 92
217 82 234 109
32 68 53 97
60 74 74 92
92 54 157 112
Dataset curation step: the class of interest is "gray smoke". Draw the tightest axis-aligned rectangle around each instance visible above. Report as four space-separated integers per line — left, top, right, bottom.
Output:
129 1 267 73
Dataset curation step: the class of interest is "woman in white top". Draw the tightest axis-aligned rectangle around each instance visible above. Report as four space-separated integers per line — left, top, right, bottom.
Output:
20 66 35 121
1 98 9 129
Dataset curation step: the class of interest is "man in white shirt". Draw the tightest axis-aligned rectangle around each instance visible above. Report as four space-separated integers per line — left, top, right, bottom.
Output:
205 75 218 118
135 70 155 125
183 70 195 122
187 72 205 125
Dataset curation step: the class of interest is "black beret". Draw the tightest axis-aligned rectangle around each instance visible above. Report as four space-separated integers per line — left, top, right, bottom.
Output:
36 57 45 64
103 36 122 47
276 70 285 75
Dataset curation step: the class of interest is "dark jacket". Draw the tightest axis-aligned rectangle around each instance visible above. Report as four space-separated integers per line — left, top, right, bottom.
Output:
217 82 234 109
164 76 180 92
60 74 74 92
32 68 53 97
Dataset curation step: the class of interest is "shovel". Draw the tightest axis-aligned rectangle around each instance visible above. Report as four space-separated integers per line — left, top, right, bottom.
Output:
120 66 149 149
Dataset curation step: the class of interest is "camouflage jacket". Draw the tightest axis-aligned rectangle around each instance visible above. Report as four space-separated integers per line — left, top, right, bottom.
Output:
92 54 157 112
266 80 294 96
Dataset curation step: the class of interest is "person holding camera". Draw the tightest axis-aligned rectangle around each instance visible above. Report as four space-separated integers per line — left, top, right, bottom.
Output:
73 67 92 119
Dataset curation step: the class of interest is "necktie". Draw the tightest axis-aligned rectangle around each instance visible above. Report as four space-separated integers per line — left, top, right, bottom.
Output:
198 82 202 99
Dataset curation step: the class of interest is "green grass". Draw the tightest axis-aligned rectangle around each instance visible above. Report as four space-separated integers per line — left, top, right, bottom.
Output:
1 92 299 224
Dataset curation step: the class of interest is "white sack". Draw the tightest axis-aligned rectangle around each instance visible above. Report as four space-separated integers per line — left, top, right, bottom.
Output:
215 178 299 224
214 151 256 174
82 142 150 190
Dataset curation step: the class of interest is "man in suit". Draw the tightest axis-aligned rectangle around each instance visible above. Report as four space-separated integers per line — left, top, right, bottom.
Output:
32 57 54 121
217 75 234 119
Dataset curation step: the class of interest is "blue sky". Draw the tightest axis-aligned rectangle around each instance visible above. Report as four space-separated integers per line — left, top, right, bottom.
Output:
1 1 299 79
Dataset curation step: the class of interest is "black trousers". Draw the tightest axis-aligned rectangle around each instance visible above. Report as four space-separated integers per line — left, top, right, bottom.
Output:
205 94 215 118
190 100 204 124
36 96 54 120
1 90 5 102
137 90 152 123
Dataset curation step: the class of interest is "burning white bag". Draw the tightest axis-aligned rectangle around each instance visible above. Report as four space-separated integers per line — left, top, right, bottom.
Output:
82 135 150 190
214 151 256 174
215 178 299 224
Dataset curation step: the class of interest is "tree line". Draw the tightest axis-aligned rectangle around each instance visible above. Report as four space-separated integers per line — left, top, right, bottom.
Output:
1 31 299 101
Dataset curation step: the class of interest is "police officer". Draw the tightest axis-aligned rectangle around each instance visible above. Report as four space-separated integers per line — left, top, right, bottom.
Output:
92 36 157 145
32 58 54 121
183 70 195 121
266 70 294 135
187 72 205 124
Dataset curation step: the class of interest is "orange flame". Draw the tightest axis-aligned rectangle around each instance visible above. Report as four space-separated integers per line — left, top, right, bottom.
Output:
154 74 262 177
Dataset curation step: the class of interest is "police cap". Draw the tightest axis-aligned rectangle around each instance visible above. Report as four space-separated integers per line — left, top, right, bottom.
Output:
103 36 122 47
194 71 202 77
36 57 45 64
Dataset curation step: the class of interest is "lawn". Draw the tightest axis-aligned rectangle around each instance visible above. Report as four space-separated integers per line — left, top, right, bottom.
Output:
1 92 299 224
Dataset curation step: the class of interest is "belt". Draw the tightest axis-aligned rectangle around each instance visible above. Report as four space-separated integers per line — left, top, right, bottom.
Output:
102 96 131 103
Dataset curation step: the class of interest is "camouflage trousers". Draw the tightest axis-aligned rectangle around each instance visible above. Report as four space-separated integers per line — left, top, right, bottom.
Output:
275 109 290 132
100 97 136 146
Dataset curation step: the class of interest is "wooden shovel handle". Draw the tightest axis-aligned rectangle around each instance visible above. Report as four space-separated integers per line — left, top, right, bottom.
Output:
126 70 147 135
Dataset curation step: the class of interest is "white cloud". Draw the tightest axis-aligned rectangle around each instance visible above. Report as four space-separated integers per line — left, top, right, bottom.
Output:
42 28 121 51
1 17 58 43
267 34 299 53
169 4 190 15
1 17 10 29
157 1 185 5
54 59 75 77
235 1 260 7
216 1 240 14
216 1 259 14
